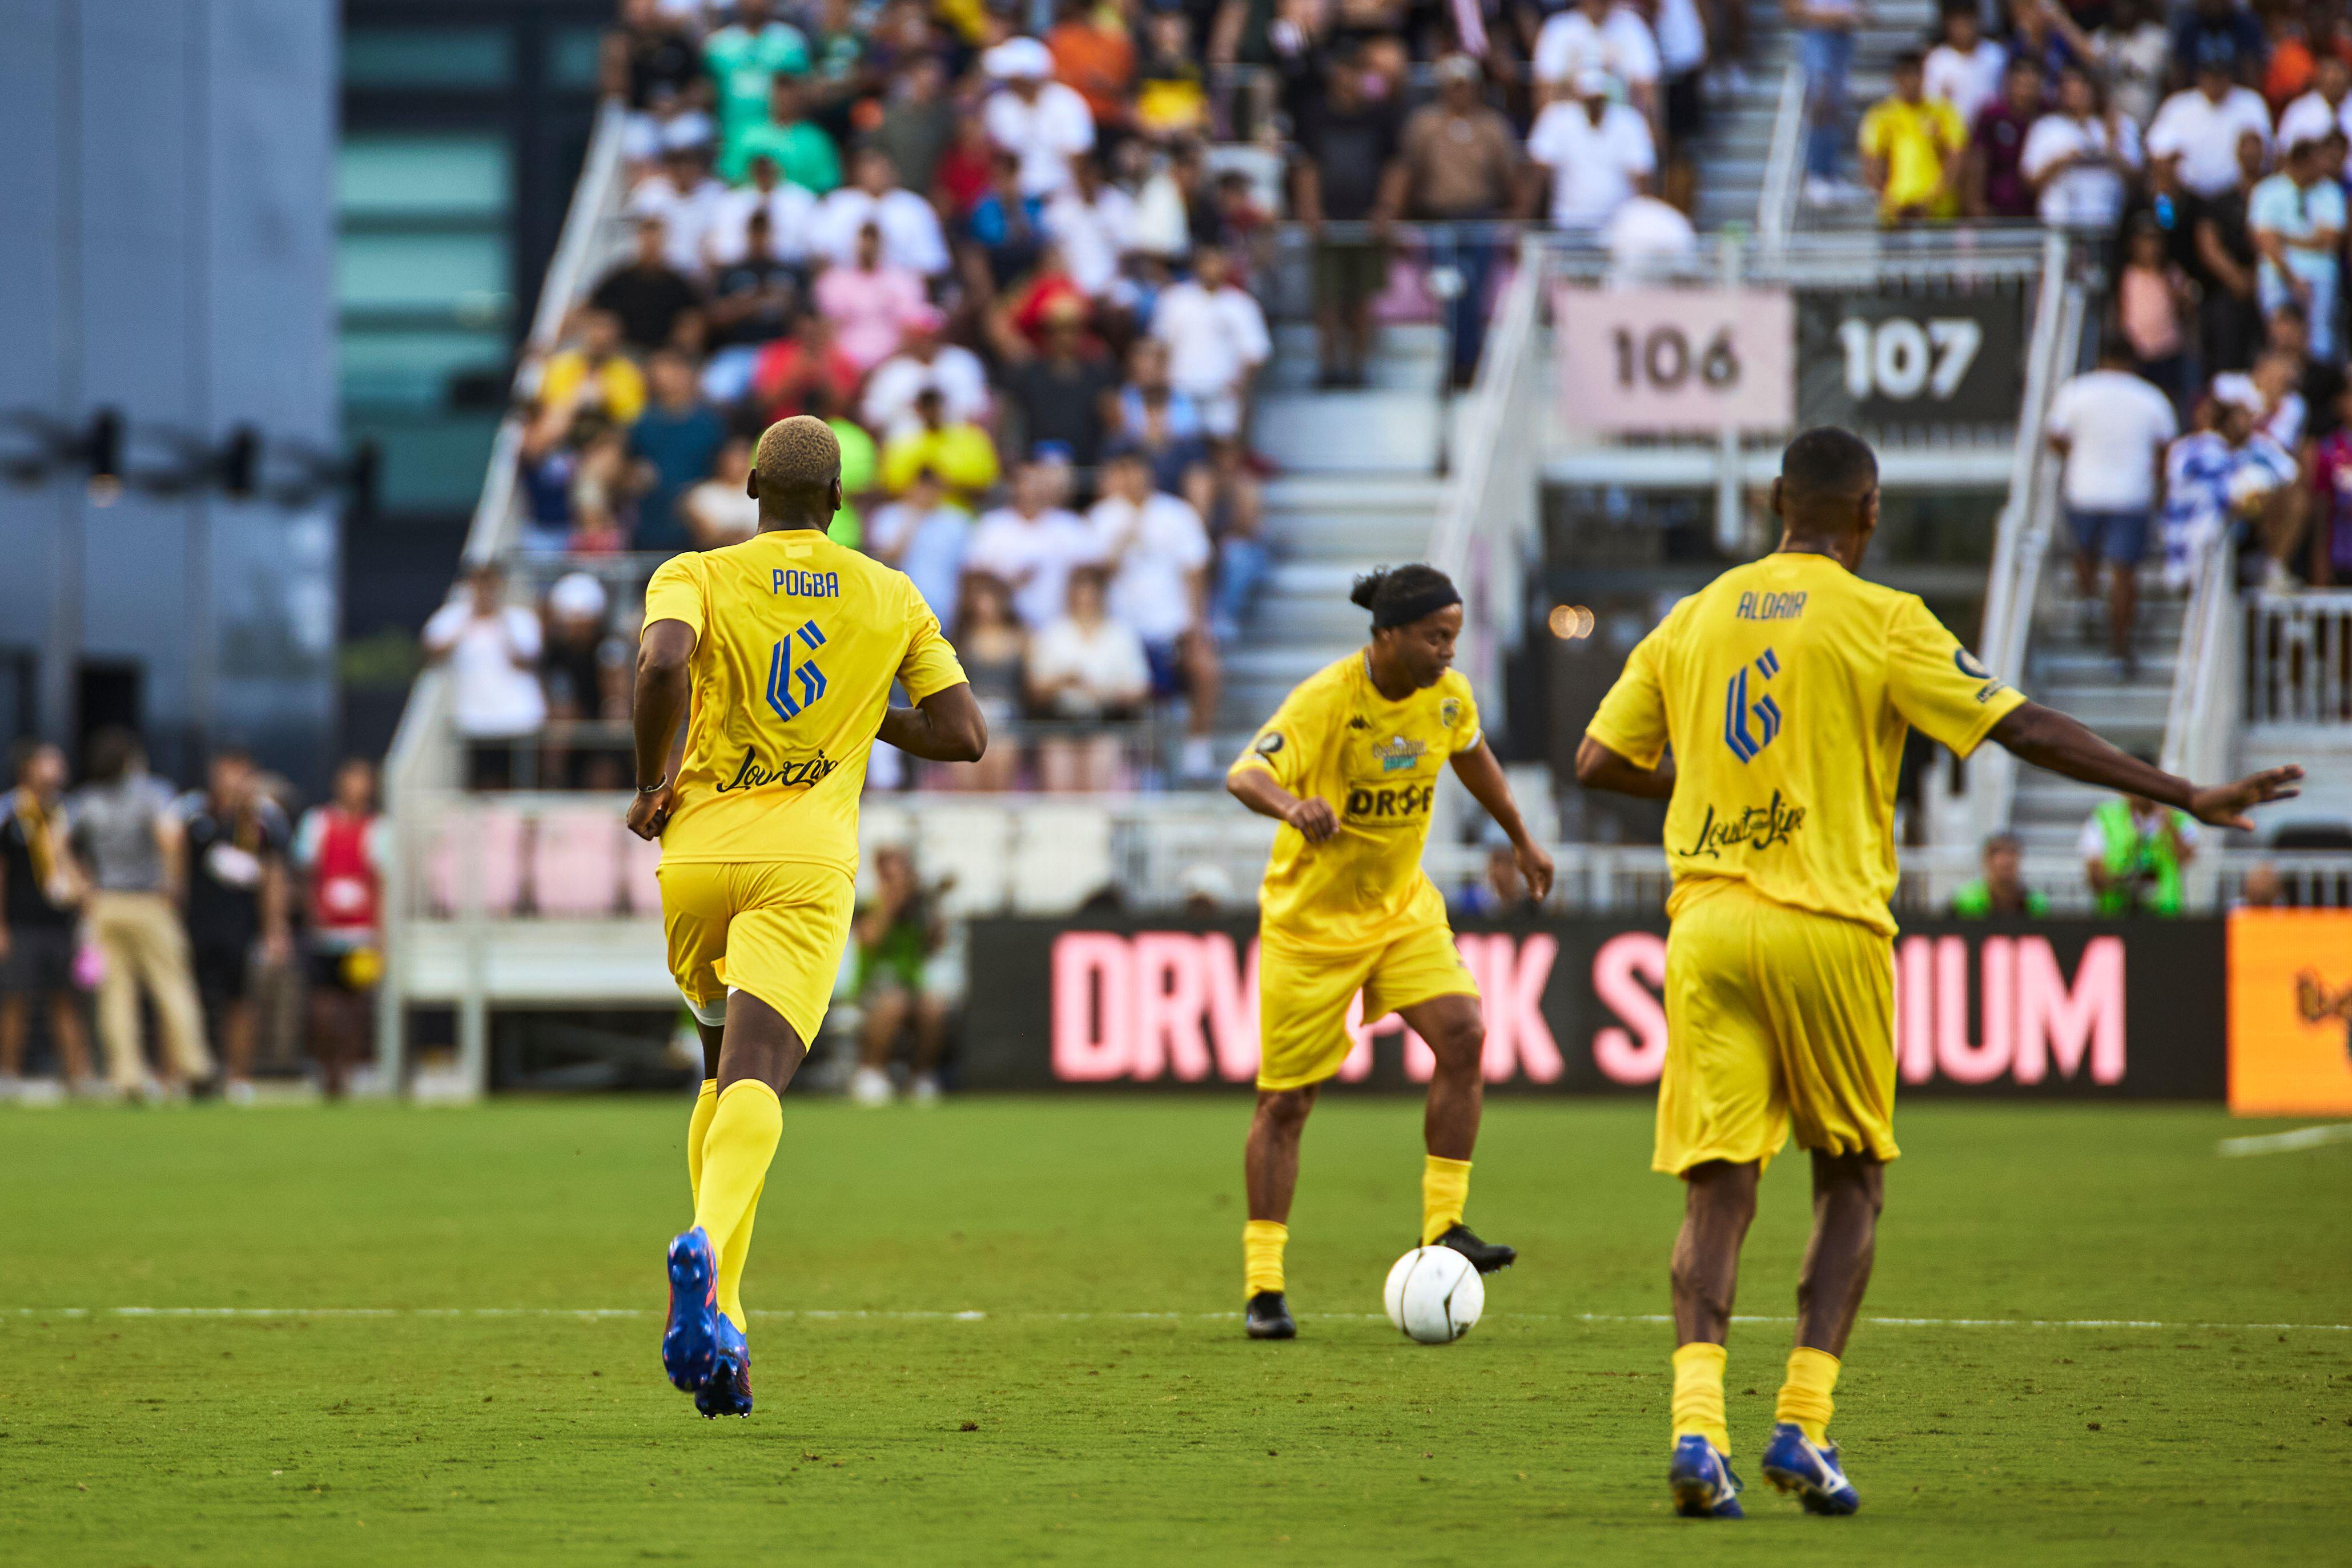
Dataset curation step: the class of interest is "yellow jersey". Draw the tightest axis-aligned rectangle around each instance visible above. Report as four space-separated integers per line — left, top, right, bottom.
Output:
1230 652 1483 951
1586 551 2025 938
642 529 967 874
1858 97 1966 220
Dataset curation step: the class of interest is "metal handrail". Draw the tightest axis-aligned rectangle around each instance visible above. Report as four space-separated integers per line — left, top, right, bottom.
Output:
2161 530 2241 782
1756 62 1807 254
1956 230 2079 850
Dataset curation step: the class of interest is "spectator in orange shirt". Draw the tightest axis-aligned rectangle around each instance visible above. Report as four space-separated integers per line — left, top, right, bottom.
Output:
1050 0 1137 132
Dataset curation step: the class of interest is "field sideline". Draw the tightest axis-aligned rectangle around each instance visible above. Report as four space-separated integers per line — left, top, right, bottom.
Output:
2 1097 2347 1565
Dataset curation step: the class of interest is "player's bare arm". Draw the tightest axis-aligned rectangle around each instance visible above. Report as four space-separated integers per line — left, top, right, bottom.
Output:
1987 702 2303 830
628 617 697 841
1450 738 1555 902
1226 764 1337 843
876 682 988 763
1573 734 1678 801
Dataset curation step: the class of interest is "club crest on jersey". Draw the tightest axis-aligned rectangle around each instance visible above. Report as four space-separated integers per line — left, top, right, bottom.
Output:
1723 648 1783 763
1439 697 1462 729
1373 735 1428 773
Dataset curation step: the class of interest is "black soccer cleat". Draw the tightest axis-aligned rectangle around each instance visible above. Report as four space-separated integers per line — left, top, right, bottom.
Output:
1430 1223 1516 1273
1244 1291 1297 1340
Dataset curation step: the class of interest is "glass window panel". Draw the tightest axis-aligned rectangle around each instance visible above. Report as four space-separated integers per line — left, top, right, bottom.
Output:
336 232 510 313
337 135 510 219
343 27 513 89
345 411 506 513
339 330 513 411
548 26 606 92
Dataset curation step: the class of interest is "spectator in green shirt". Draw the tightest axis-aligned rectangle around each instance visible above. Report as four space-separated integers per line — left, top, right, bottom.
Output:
705 0 811 158
721 76 842 192
803 384 876 548
1951 833 2049 918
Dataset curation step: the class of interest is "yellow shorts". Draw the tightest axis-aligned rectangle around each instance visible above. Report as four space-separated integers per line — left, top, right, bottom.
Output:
657 859 856 1047
1654 879 1899 1176
1256 922 1478 1092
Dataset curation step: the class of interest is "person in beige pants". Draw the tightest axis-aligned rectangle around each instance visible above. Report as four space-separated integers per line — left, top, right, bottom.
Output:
68 729 212 1092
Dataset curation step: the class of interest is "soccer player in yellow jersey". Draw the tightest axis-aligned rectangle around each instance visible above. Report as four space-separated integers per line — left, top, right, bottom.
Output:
627 415 985 1418
1578 428 2302 1518
1227 564 1555 1340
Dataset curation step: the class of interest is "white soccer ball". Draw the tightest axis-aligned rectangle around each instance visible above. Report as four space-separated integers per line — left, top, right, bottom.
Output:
1382 1246 1485 1344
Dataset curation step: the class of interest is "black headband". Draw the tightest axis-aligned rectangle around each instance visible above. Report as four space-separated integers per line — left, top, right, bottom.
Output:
1372 582 1462 630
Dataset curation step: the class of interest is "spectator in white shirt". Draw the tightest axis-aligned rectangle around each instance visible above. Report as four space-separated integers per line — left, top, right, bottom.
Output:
1148 246 1271 441
1532 0 1662 118
982 36 1095 198
965 460 1103 630
1924 2 2008 129
2279 55 2352 175
862 306 994 436
421 562 548 789
1089 448 1219 779
1526 67 1658 232
629 144 731 276
2045 340 2178 670
810 148 951 277
1026 566 1149 792
1044 153 1140 301
703 153 819 268
2147 57 2273 199
1603 187 1699 275
2022 67 2142 231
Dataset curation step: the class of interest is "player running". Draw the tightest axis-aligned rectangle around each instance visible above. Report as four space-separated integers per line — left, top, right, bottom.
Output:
1226 564 1555 1341
1577 428 2301 1518
628 416 986 1417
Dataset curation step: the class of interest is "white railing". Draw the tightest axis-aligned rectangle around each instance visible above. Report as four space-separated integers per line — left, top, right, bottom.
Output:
1942 230 2080 852
1756 62 1807 254
376 97 635 1093
1427 230 1545 728
2161 534 2245 912
2244 590 2352 728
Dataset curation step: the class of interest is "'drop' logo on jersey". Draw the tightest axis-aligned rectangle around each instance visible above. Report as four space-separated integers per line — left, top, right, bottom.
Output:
767 620 830 722
1722 648 1783 763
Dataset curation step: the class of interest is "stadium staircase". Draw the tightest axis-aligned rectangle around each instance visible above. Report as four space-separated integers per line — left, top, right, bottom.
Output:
2009 577 2185 853
1220 322 1454 738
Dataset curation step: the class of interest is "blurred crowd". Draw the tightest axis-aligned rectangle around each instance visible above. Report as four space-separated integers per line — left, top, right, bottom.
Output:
0 737 385 1104
439 0 1753 792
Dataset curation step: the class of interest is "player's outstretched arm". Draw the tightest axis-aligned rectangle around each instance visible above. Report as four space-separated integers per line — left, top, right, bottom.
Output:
627 618 697 841
1988 702 2304 831
878 682 988 763
1450 739 1555 902
1227 765 1337 843
1574 735 1677 801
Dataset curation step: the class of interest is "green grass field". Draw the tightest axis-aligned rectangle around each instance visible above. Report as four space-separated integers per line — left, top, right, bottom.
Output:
1 1096 2347 1565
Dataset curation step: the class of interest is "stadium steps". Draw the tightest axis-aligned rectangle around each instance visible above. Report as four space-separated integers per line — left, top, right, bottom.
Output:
1223 328 1452 735
2008 583 2186 851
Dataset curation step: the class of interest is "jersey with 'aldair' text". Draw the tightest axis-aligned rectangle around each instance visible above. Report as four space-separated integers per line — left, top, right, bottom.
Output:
1586 550 2025 938
1229 652 1482 951
642 529 966 874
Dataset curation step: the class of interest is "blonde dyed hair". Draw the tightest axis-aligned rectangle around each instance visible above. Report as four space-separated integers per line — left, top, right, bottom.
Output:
753 415 842 498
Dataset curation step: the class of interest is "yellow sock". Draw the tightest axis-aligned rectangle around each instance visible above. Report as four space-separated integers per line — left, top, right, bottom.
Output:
1776 1346 1840 1444
717 1177 761 1325
1243 1220 1287 1297
685 1079 719 1206
1671 1341 1730 1454
693 1081 782 1322
1421 1155 1471 1246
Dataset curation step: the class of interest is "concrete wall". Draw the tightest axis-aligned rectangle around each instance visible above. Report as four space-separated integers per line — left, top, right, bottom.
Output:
0 0 338 788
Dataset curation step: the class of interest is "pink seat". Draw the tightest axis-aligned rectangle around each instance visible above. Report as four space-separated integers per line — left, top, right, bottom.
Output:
532 809 622 917
428 807 525 917
624 831 664 915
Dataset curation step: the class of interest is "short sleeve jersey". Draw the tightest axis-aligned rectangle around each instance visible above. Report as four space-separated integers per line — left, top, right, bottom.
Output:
1229 652 1482 951
642 529 967 875
1586 552 2025 937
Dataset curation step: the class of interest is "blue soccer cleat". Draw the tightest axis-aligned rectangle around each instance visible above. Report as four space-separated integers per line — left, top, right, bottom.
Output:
1668 1434 1745 1518
695 1313 754 1419
1760 1422 1862 1515
661 1227 719 1393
